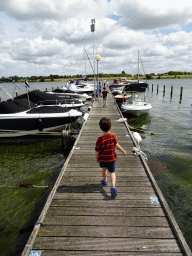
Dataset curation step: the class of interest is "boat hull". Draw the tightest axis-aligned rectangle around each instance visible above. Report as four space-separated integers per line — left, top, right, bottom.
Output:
121 103 152 116
0 115 80 131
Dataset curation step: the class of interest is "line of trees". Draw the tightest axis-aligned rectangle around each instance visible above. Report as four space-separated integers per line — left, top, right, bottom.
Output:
2 70 192 82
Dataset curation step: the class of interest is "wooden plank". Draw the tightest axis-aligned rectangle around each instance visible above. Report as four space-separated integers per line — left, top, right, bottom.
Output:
47 206 165 216
38 225 175 239
33 237 182 253
51 199 161 208
54 193 158 200
42 215 170 227
34 251 184 256
56 182 154 191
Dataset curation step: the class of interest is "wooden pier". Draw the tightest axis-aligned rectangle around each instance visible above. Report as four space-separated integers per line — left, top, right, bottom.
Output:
22 93 191 255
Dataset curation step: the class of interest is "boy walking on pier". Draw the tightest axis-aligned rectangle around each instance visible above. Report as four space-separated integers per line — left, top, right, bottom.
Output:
102 87 109 107
95 117 126 198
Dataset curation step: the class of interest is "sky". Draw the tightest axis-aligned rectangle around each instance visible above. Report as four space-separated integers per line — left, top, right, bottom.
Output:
0 0 192 77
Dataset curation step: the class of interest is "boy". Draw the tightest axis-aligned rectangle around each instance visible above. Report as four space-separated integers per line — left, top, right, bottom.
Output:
95 117 126 198
102 87 109 107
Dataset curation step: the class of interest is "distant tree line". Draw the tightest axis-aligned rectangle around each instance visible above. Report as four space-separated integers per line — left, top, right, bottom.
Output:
1 70 192 82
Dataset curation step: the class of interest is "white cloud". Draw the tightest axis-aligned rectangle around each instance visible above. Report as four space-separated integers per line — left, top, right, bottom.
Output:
0 0 192 76
115 0 192 30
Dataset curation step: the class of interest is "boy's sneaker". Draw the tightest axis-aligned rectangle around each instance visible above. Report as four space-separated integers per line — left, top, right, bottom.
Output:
101 179 108 186
111 186 117 198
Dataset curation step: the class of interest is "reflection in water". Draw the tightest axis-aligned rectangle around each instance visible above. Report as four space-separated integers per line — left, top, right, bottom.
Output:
148 161 168 177
123 113 151 133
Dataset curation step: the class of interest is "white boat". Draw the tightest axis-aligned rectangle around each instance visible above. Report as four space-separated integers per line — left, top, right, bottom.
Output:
121 95 152 116
0 103 82 131
67 82 94 97
47 88 89 102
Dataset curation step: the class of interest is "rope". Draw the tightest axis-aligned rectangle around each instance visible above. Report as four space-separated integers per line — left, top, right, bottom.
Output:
139 52 147 82
132 147 148 161
84 48 94 73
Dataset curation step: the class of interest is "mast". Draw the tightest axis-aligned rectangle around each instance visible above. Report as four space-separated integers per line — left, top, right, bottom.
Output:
138 50 139 82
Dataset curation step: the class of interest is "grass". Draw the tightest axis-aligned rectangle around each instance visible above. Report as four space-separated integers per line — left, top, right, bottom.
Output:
17 74 192 83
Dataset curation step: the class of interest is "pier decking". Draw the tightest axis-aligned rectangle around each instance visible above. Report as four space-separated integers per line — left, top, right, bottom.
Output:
22 93 191 255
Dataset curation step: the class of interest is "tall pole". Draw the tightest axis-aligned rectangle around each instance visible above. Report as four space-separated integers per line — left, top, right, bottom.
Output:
91 19 96 99
138 50 139 82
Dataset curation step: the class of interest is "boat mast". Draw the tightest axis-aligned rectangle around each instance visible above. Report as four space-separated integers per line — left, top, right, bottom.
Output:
138 50 139 82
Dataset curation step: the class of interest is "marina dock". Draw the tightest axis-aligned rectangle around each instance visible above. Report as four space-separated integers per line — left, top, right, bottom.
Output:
22 93 191 255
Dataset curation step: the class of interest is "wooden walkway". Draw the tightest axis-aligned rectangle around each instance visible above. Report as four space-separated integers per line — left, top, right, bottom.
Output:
22 93 191 255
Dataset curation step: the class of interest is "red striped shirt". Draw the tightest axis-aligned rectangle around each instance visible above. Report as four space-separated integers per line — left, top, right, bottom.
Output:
95 133 118 163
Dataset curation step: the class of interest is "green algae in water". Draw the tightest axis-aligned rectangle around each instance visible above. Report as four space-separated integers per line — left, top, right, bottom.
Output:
0 136 74 256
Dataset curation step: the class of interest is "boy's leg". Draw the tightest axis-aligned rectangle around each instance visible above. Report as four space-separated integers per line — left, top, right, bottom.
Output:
102 167 107 182
110 172 116 186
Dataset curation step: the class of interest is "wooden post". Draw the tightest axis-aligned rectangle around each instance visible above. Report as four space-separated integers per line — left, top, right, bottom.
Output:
179 87 183 103
163 85 165 97
152 84 153 92
157 84 159 94
170 86 173 99
52 87 54 91
16 91 19 96
180 87 183 98
45 88 48 92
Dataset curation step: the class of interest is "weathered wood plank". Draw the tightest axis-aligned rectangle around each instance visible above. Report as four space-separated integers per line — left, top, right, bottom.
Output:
59 175 149 183
43 215 169 227
64 167 147 176
56 185 155 193
51 199 161 208
38 225 175 239
33 237 182 253
35 251 184 256
47 206 165 216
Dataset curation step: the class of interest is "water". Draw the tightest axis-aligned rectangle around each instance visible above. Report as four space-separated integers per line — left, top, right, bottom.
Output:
0 80 192 254
127 79 192 249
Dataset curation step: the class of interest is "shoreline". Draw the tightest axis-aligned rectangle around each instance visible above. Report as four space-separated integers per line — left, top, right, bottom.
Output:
14 75 192 83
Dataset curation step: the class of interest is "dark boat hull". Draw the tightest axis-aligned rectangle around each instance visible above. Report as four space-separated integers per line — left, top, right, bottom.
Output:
0 115 79 131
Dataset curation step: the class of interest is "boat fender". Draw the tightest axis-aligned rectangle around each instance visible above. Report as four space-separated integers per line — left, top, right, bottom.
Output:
83 112 89 121
38 118 43 132
132 132 142 144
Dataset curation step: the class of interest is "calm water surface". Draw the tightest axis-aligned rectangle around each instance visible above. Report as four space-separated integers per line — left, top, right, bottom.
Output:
0 79 191 254
128 79 192 249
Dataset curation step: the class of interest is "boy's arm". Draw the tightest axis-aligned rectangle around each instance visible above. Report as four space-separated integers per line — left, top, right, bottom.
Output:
115 143 126 155
95 151 99 163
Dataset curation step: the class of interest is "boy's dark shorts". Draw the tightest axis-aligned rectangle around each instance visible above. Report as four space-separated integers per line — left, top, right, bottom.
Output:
100 161 115 173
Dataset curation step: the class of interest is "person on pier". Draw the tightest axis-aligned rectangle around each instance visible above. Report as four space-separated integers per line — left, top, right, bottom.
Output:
95 117 126 198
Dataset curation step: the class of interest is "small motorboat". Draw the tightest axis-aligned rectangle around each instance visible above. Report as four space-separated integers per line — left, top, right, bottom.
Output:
0 79 83 132
121 95 152 116
114 94 131 105
0 101 82 131
15 90 84 109
46 88 89 103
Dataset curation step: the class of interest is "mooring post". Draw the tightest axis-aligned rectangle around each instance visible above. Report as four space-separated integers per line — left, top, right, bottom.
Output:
152 84 153 92
163 85 165 97
170 86 173 99
157 84 159 94
16 91 19 96
179 86 183 103
180 87 183 98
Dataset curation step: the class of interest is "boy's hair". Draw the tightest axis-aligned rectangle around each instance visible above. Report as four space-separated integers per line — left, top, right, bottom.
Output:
99 117 111 132
103 87 106 90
